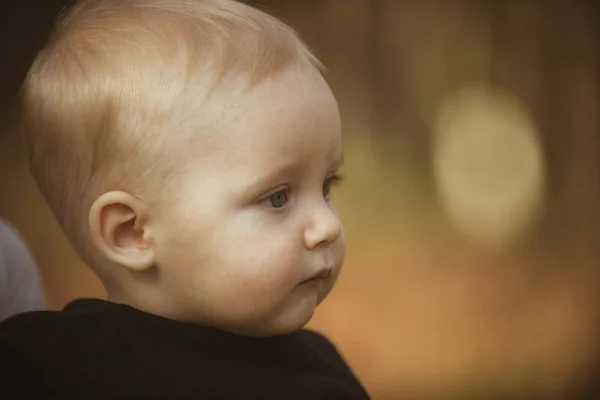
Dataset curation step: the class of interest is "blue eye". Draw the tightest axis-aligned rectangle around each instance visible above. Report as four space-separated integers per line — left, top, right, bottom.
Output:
261 190 288 209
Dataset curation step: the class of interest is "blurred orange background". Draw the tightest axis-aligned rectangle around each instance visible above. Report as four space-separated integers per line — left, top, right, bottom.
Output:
1 1 599 398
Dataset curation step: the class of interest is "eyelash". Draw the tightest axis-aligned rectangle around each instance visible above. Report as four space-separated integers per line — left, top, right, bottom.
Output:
322 174 343 199
259 174 344 209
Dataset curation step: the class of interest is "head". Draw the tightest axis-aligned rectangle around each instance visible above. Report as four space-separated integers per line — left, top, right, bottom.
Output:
21 0 344 336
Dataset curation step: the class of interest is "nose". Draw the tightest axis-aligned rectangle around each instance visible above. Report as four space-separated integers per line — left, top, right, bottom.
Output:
303 204 342 249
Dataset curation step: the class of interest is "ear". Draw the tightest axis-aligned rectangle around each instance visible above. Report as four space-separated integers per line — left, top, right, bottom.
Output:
89 191 155 272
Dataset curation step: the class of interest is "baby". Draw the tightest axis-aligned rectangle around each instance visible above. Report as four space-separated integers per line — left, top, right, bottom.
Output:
0 0 369 398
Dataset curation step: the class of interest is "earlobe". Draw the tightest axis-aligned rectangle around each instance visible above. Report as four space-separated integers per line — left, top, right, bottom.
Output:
89 191 155 272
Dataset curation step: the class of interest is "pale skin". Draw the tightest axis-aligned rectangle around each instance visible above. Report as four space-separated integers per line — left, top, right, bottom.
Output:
88 63 345 337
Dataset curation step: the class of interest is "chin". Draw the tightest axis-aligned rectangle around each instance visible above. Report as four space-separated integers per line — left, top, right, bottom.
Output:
244 304 319 338
212 310 310 338
273 299 319 335
260 320 312 338
218 290 325 337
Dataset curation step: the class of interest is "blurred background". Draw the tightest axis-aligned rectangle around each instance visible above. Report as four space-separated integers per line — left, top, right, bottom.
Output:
1 0 599 398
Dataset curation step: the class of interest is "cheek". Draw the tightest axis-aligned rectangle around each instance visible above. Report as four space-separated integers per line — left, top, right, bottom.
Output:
152 205 222 294
227 236 302 286
217 224 303 290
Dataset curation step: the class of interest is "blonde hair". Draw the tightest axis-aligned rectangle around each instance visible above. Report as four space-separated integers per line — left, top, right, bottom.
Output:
20 0 323 261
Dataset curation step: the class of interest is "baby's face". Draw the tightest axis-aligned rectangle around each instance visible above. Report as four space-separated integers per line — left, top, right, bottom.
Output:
150 65 345 336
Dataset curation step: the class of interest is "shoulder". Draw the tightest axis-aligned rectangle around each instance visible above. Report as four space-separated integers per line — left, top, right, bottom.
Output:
0 309 74 356
0 301 109 364
0 310 63 390
0 303 110 393
0 309 55 339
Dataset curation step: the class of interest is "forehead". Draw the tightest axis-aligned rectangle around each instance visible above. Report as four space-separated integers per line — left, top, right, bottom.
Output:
186 65 342 174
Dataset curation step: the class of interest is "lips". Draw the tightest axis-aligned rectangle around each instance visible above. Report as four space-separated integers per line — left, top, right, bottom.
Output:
302 268 332 284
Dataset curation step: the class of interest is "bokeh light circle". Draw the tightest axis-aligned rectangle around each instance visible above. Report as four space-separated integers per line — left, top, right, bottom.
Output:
432 84 545 248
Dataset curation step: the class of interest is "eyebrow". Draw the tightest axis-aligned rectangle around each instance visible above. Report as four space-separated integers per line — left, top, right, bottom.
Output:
239 159 305 198
240 154 344 199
